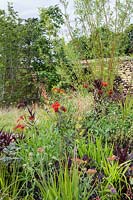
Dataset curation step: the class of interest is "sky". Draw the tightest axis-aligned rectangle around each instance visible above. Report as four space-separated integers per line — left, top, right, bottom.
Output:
0 0 132 39
0 0 74 19
0 0 74 39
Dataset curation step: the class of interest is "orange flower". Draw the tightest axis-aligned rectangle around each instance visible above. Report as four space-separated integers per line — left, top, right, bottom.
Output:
102 82 108 87
52 88 65 94
87 169 97 175
51 102 60 112
14 124 25 131
83 84 89 88
107 155 118 161
59 89 65 94
17 115 25 123
52 88 60 93
60 106 67 112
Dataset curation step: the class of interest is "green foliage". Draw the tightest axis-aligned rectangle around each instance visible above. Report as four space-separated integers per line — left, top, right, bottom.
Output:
36 166 80 200
0 91 132 199
0 3 64 105
124 24 133 55
83 103 133 138
0 0 133 198
0 163 23 199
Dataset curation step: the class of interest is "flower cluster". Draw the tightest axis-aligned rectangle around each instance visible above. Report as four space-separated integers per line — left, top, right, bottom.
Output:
52 88 65 94
14 107 35 131
14 124 25 131
14 115 25 131
51 101 67 112
93 79 114 97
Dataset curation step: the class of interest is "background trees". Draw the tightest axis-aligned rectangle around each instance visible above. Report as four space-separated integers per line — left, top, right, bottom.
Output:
0 3 64 105
0 1 132 106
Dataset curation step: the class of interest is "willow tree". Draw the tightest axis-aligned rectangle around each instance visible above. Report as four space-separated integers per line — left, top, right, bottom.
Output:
60 0 133 85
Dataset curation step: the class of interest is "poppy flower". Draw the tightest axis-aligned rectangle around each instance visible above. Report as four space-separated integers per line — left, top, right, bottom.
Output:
51 102 60 112
60 106 67 112
101 81 108 87
83 83 88 88
14 124 25 131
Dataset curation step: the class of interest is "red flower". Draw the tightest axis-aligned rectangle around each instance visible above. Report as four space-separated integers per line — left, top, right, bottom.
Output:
14 124 25 131
29 116 35 121
83 83 89 88
108 90 113 96
17 115 25 123
101 82 108 87
98 90 103 95
51 102 60 112
60 106 67 112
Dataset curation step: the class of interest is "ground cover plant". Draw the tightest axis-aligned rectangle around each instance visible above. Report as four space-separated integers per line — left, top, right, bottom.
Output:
0 0 133 199
0 85 132 199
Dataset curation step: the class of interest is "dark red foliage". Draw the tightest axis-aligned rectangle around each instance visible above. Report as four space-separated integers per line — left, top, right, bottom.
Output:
27 106 35 119
60 106 67 112
113 136 132 164
93 79 102 90
98 90 103 95
114 144 129 164
0 130 24 151
17 101 27 109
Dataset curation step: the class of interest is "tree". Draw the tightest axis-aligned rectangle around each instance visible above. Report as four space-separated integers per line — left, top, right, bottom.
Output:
0 3 24 103
33 5 64 90
125 24 133 54
0 3 64 105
